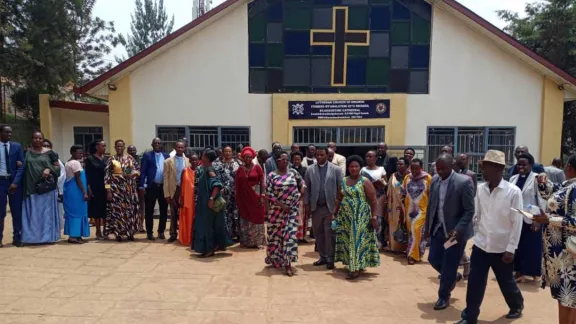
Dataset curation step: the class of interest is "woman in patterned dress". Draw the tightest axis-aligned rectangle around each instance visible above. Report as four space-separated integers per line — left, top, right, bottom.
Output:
534 154 576 323
265 151 302 277
334 155 380 280
213 145 240 241
402 158 431 264
235 146 266 249
104 140 140 242
386 157 410 253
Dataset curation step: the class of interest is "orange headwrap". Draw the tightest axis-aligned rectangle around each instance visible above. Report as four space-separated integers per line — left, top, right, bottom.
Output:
241 146 256 158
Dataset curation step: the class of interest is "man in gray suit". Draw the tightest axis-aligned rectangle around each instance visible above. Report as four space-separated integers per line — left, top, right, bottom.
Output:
304 146 343 270
425 154 475 311
545 157 566 184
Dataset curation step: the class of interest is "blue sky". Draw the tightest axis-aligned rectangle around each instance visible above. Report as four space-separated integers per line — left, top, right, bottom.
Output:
93 0 531 63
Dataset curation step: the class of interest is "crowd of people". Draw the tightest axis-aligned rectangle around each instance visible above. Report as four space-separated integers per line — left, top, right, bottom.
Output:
2 123 576 323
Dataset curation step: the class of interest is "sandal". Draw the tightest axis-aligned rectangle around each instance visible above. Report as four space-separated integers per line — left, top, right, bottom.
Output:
68 238 82 244
346 272 360 280
285 267 294 277
407 257 416 265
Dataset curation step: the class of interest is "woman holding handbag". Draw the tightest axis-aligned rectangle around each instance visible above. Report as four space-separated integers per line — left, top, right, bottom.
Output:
534 154 576 324
21 131 61 244
385 157 410 253
192 149 231 257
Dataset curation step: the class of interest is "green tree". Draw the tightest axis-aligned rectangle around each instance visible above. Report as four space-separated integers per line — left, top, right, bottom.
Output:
498 0 576 157
118 0 174 60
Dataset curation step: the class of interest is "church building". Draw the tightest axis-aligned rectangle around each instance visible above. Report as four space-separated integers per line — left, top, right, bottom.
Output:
41 0 576 168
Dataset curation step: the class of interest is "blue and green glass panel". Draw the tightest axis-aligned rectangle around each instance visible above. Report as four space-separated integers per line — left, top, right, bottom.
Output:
248 0 431 93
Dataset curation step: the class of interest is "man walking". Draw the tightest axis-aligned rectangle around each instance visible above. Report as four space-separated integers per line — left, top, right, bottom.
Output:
164 141 190 243
139 138 170 240
456 150 524 324
304 147 342 269
507 145 545 179
425 154 475 311
0 125 24 247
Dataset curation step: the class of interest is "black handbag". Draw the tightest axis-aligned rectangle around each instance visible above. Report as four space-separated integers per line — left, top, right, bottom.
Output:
393 222 409 245
36 175 57 195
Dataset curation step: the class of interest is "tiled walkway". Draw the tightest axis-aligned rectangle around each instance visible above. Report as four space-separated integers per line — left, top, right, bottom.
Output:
0 217 556 323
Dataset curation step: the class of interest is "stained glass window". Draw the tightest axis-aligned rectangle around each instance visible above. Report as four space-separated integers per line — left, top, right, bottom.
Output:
248 0 431 93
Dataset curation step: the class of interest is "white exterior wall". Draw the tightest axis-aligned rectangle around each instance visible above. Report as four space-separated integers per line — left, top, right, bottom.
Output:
406 7 543 159
50 108 110 158
130 4 271 151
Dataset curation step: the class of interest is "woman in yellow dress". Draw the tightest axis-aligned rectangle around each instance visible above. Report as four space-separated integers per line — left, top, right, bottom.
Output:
386 157 410 253
402 158 431 264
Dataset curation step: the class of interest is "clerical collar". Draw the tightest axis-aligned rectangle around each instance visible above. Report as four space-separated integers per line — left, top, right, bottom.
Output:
318 162 327 167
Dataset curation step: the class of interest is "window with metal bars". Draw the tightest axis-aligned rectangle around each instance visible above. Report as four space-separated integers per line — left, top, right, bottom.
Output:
427 126 516 174
156 126 250 152
292 126 384 146
73 126 103 153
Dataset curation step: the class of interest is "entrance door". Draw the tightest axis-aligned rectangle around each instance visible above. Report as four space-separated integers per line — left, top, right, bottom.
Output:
293 126 384 157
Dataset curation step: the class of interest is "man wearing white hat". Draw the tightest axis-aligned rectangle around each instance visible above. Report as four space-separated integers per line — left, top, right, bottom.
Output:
456 150 524 324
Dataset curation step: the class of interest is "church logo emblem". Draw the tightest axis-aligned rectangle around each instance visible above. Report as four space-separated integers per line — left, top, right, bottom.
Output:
292 103 305 116
376 102 387 114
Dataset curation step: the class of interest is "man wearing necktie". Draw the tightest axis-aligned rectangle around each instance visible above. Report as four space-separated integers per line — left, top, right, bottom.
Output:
0 125 24 248
139 138 170 240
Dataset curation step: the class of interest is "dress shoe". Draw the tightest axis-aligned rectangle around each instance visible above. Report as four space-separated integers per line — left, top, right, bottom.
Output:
127 235 135 241
326 263 335 270
147 235 156 241
0 242 3 248
12 240 22 247
167 236 177 243
505 308 523 319
433 298 450 310
313 259 327 266
158 233 166 240
454 320 476 324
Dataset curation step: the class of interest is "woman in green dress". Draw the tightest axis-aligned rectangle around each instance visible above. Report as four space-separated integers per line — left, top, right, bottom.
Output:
334 155 380 280
192 149 231 257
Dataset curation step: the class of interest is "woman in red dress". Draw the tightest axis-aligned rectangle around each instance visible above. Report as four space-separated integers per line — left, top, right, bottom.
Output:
235 147 266 249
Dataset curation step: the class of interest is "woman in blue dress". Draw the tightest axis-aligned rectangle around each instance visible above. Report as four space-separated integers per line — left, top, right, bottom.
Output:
63 145 90 244
21 131 61 244
192 149 231 257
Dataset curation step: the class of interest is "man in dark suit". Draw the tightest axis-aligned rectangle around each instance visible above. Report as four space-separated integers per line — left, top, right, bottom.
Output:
139 137 170 240
375 142 398 178
0 125 24 247
507 145 544 179
425 154 475 310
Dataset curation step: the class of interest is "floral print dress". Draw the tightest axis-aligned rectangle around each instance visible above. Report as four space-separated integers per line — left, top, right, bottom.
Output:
265 169 302 268
214 160 240 240
541 179 576 307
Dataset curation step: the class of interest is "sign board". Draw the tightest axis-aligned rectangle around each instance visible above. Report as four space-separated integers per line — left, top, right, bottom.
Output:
288 99 390 120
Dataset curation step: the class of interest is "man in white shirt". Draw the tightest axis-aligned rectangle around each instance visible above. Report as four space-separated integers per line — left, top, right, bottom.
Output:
456 150 524 324
327 142 346 177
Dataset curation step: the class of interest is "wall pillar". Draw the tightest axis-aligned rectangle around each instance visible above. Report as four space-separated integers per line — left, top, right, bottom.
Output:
107 76 133 148
39 94 52 140
540 78 564 164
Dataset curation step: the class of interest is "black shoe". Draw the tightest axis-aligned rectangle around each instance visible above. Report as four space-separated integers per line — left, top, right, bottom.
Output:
147 235 155 241
326 263 335 270
13 241 23 247
313 259 327 266
158 233 166 240
0 242 3 248
127 235 135 241
506 308 523 319
454 320 475 324
167 236 177 243
433 298 450 310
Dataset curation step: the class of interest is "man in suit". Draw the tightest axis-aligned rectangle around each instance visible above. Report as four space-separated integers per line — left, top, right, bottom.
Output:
375 142 398 179
327 142 346 177
455 153 477 193
507 145 545 179
163 141 190 243
0 125 24 247
304 146 343 269
425 154 475 310
544 157 566 184
139 137 170 240
264 142 282 173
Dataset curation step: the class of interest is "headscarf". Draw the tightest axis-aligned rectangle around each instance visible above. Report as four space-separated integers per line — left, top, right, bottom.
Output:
241 146 256 158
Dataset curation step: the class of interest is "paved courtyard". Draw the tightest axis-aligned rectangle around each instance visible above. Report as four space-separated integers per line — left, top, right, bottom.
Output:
0 216 557 324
